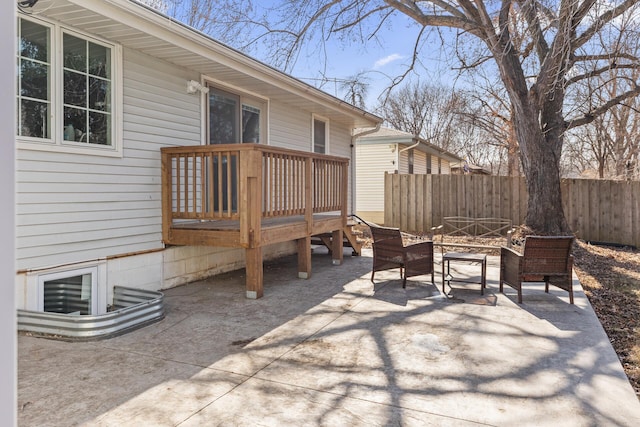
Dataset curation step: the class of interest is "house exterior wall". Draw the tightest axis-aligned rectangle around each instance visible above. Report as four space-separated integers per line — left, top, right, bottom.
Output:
270 102 354 212
15 16 360 311
16 47 195 271
398 149 410 174
441 159 451 174
355 142 455 224
329 121 354 213
414 151 427 174
355 143 396 224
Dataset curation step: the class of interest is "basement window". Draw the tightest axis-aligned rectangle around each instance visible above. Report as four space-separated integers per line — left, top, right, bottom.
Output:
38 267 98 315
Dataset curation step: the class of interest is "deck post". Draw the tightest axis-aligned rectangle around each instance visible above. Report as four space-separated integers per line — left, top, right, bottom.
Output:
304 157 313 234
331 229 343 265
241 148 264 298
160 150 172 243
297 236 312 279
341 162 348 228
245 247 263 299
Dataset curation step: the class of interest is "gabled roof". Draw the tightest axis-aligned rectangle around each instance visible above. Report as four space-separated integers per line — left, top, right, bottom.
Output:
356 127 463 163
29 0 382 129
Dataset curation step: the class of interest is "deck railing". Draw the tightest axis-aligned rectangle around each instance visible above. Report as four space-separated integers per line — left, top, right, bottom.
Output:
161 144 349 244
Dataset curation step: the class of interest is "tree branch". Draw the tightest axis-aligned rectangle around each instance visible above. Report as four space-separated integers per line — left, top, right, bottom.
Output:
567 83 640 129
573 0 640 50
567 63 640 85
383 0 481 35
573 53 640 63
516 0 550 61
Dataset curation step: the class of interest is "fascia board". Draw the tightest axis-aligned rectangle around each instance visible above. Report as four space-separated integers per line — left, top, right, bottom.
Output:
69 0 382 126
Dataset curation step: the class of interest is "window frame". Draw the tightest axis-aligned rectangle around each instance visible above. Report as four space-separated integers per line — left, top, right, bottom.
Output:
17 16 53 142
205 81 266 145
37 266 98 315
17 14 123 158
312 114 329 154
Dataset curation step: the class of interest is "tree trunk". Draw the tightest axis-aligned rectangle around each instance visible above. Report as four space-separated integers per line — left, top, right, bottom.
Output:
507 114 519 177
515 101 571 235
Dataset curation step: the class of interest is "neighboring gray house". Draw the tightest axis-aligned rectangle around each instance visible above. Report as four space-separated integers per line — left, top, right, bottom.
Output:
15 0 381 315
355 127 462 224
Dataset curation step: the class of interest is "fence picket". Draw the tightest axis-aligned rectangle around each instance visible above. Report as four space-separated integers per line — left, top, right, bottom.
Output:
384 174 639 247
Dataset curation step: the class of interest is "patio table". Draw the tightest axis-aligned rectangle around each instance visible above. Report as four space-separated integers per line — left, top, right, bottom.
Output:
442 252 487 295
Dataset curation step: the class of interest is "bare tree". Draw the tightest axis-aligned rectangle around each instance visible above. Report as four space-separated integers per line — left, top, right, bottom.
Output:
375 81 497 172
339 72 370 109
566 14 640 180
166 0 640 234
376 82 463 143
161 0 252 41
560 11 640 180
456 66 521 177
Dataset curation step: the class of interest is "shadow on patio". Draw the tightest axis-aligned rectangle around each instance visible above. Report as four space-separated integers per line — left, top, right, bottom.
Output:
18 249 640 426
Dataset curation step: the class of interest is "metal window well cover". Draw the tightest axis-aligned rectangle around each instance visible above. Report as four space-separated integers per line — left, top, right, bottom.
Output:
18 286 165 341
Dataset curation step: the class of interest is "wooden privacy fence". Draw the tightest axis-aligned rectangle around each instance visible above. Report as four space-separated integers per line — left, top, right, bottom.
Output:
384 173 640 248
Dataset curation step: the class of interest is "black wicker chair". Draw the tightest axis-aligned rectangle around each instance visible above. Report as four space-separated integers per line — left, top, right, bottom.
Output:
370 225 434 288
500 236 575 303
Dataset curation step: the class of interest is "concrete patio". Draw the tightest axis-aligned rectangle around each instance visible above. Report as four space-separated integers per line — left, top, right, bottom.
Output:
18 248 640 426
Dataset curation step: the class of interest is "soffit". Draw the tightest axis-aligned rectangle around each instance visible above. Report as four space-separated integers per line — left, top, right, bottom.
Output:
28 0 381 129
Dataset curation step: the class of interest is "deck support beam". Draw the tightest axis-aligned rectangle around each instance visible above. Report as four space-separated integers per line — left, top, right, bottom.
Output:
245 247 263 299
331 229 343 265
297 236 312 279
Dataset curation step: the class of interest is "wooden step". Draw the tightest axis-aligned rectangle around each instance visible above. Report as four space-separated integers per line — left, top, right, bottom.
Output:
311 225 363 256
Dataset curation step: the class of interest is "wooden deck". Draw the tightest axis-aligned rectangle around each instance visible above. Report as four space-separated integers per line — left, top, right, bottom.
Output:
161 144 350 298
168 215 344 247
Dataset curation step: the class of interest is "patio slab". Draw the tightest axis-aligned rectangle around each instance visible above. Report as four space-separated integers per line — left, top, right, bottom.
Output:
18 248 640 426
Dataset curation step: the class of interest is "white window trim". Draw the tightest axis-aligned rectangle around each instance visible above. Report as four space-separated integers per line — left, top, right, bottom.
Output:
312 114 330 154
17 14 123 158
26 261 107 314
37 266 99 315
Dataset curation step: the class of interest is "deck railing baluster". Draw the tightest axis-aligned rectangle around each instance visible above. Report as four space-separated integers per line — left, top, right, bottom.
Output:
161 143 348 228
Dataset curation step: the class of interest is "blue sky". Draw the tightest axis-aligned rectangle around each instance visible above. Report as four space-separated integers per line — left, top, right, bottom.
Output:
155 0 463 109
275 12 460 109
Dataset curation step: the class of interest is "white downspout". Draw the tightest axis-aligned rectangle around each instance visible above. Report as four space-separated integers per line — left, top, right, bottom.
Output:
398 139 421 153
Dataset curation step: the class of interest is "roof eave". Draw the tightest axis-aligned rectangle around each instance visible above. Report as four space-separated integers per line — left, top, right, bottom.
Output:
65 0 382 127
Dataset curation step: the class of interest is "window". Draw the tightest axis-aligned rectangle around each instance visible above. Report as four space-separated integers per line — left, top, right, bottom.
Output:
313 116 328 154
208 86 262 144
242 105 261 143
427 154 432 174
62 33 112 145
17 18 51 139
38 267 98 315
17 16 118 153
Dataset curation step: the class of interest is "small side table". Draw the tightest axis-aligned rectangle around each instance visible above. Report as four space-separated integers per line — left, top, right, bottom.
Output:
442 252 487 295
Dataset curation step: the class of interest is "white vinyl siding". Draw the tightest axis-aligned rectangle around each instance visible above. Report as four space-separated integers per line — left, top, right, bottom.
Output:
398 148 410 174
414 151 427 174
328 121 353 212
16 48 201 269
440 159 451 174
269 102 312 151
269 104 354 211
355 143 396 212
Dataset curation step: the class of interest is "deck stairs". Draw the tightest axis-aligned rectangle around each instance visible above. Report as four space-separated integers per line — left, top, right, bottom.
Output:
311 220 364 256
